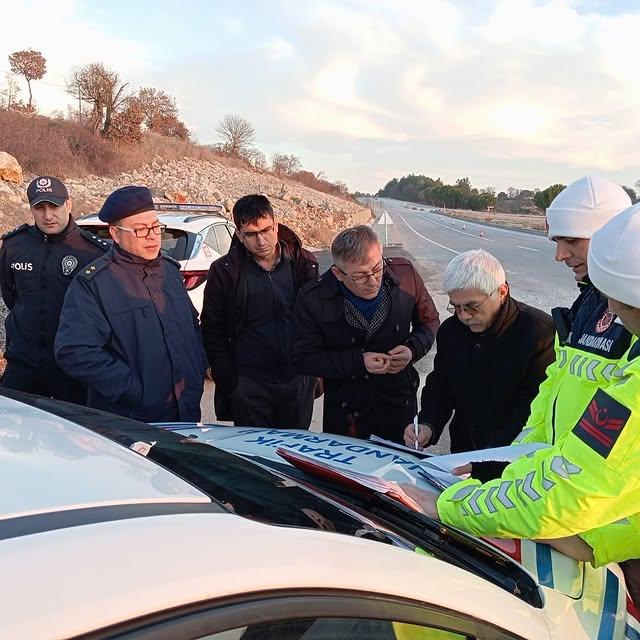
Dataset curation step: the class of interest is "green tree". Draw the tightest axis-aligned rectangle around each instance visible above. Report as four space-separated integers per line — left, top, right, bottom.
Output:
534 184 566 212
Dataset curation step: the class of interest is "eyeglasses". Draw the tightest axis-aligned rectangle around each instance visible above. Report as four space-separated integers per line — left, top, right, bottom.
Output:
240 225 275 240
114 224 166 238
334 259 386 283
447 288 497 315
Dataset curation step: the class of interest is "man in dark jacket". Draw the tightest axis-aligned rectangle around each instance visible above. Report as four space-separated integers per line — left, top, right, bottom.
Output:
293 225 440 442
55 186 207 422
0 176 109 402
201 194 318 427
404 249 554 453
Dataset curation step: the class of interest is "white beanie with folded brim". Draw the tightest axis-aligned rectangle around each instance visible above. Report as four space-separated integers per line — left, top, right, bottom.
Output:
588 203 640 309
546 175 631 239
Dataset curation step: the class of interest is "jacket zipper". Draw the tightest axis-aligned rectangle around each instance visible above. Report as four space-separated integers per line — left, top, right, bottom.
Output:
550 396 558 445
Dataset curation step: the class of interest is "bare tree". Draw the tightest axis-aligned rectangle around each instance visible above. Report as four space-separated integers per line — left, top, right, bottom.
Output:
215 114 255 156
333 180 350 196
506 187 520 199
8 49 46 110
0 73 22 110
271 153 301 176
283 154 301 175
271 152 288 176
66 63 129 136
244 148 267 170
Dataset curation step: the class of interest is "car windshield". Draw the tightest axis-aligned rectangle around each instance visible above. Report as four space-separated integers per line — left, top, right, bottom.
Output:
1 390 393 545
3 389 543 608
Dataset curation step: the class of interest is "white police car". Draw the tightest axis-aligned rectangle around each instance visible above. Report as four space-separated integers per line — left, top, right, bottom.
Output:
1 391 638 640
77 203 236 312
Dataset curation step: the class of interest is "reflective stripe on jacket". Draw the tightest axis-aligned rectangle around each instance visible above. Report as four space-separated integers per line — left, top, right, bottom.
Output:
516 281 632 447
437 339 640 568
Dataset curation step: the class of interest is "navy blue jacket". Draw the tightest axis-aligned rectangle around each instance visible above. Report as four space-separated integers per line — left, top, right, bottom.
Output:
54 244 208 422
0 219 109 368
560 277 632 360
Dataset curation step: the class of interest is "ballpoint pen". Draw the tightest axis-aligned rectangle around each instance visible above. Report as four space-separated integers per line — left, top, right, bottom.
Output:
413 415 420 450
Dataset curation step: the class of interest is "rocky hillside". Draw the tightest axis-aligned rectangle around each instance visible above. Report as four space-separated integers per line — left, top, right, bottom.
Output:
0 153 371 246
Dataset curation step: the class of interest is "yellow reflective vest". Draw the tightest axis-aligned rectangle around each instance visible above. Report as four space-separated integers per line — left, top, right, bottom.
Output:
516 284 632 448
437 340 640 567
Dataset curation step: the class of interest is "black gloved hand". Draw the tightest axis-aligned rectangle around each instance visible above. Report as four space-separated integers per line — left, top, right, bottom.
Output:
470 461 509 483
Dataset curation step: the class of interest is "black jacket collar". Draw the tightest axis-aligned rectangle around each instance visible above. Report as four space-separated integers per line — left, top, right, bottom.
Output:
112 243 161 269
33 216 77 243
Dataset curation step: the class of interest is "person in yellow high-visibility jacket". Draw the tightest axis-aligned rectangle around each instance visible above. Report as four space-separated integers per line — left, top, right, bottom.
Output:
507 176 632 450
404 202 640 603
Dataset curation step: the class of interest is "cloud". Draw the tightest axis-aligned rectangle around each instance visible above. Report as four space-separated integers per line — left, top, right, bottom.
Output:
261 36 295 60
1 0 638 192
0 0 151 112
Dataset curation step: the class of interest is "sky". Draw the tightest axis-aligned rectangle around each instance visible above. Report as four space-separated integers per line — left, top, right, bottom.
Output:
1 0 639 193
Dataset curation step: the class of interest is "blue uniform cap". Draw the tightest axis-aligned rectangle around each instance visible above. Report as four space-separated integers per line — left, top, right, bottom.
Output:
98 186 154 223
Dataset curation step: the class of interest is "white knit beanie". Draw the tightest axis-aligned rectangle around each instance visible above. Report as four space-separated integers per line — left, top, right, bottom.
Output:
588 203 640 308
546 176 631 239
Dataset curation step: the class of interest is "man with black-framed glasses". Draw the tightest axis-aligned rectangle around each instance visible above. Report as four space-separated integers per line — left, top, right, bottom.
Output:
404 249 554 454
202 194 318 427
293 225 439 442
55 186 208 422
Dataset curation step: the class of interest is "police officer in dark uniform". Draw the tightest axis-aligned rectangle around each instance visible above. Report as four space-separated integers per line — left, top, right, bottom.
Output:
54 185 208 422
0 176 109 402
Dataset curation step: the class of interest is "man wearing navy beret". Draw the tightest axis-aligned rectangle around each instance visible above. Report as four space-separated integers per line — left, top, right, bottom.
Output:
55 186 208 422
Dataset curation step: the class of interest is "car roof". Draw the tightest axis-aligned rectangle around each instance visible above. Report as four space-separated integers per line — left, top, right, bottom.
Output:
77 211 231 232
0 395 209 521
0 513 547 640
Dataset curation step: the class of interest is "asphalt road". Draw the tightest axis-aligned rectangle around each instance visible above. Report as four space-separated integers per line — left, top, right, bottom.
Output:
376 198 577 313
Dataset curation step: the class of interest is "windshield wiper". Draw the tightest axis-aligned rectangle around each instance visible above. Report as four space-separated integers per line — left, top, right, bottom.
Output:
265 453 542 609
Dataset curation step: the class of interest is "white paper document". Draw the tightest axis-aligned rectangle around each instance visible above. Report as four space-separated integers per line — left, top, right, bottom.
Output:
368 434 433 457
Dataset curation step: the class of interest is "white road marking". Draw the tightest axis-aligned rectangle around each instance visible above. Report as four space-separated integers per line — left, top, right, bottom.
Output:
415 212 495 242
506 270 519 275
516 245 541 252
397 214 460 255
413 206 547 241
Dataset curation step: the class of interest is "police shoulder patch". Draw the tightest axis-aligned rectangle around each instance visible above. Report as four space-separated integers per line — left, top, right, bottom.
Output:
1 223 29 241
79 229 110 251
161 254 181 269
572 388 630 458
78 255 110 280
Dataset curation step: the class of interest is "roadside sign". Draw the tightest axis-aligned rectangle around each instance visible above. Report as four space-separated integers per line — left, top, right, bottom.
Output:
377 210 394 226
377 210 393 246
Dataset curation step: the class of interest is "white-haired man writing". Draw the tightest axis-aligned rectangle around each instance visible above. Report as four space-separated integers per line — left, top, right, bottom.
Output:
404 204 640 606
405 250 554 460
